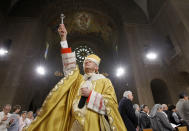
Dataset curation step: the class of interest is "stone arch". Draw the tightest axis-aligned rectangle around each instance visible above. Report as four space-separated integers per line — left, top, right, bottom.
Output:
150 79 171 104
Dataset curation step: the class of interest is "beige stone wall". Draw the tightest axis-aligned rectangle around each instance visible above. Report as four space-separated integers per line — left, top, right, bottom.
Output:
124 0 189 107
153 0 189 103
0 18 47 109
124 24 172 107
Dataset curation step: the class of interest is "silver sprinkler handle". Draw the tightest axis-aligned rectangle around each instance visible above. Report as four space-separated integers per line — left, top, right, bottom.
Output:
60 13 65 24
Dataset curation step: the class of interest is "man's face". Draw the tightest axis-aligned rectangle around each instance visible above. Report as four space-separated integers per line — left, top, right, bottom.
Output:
163 105 168 110
84 59 98 73
3 106 11 114
16 108 21 113
128 93 134 101
22 113 27 118
143 106 149 113
28 112 33 118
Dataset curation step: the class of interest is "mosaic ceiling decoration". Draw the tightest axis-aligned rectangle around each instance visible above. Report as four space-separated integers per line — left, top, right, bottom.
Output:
76 12 91 31
49 11 117 45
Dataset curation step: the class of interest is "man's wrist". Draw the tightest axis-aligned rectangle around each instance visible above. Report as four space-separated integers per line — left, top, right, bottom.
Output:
61 37 67 41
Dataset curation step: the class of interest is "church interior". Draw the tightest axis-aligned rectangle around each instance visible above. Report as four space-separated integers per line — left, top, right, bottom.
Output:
0 0 189 111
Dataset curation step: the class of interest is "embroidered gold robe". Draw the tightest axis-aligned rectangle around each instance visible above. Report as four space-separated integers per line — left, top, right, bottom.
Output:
27 41 127 131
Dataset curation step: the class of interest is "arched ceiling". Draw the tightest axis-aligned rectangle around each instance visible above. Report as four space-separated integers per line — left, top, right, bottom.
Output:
0 0 168 23
147 0 167 21
0 0 153 48
134 0 149 19
0 0 167 66
0 0 168 56
0 0 148 24
0 0 151 51
47 10 117 49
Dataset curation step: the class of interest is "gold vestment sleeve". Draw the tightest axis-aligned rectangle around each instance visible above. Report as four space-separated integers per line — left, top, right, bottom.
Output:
27 68 82 131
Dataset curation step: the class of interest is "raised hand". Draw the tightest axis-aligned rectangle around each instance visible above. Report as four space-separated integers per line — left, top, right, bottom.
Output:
58 24 67 41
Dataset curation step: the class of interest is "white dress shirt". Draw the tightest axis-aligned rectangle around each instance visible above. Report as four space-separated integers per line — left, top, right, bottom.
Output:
0 111 11 131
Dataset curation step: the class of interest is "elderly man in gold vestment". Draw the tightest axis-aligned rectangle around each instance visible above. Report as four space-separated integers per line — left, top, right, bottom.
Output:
27 24 127 131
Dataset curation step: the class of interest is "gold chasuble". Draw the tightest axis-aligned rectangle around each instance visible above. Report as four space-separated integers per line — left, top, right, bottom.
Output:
27 67 127 131
27 41 127 131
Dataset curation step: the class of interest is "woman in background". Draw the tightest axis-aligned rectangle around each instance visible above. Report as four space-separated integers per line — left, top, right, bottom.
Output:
149 104 174 131
133 104 140 119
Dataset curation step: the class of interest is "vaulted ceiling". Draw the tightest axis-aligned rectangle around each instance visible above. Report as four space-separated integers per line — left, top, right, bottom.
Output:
0 0 167 65
0 0 167 23
0 0 170 108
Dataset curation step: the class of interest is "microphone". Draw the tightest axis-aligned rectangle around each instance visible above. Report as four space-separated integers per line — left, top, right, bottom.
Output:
78 76 91 109
78 96 88 109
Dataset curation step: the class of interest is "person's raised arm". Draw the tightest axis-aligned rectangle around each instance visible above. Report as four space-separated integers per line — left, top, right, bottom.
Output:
58 24 76 76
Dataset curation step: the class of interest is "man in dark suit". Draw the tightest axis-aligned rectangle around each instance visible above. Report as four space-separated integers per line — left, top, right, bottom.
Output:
139 105 151 131
119 91 138 131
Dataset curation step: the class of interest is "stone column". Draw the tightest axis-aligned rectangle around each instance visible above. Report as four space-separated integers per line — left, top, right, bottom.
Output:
123 23 155 107
167 0 189 65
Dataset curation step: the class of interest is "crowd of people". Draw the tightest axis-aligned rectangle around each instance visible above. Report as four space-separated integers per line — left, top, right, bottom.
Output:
119 91 189 131
0 91 188 131
0 105 40 131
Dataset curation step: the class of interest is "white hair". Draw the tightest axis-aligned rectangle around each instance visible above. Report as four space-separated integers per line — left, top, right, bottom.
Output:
150 104 163 117
123 91 132 98
133 104 139 110
162 104 167 109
